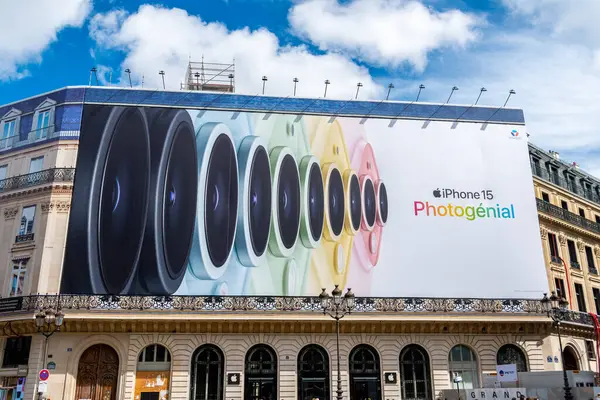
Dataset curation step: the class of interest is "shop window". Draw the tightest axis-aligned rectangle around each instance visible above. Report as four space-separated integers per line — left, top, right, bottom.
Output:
448 345 479 389
2 336 32 368
135 344 171 400
497 344 528 372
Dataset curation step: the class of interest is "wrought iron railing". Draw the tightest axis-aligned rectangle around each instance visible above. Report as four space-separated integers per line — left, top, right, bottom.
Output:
571 261 581 270
536 198 600 234
14 233 34 243
0 168 75 192
0 294 545 314
0 295 591 326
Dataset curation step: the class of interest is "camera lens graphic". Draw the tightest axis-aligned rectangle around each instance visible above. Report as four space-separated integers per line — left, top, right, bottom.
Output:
207 135 238 264
92 107 150 294
349 176 361 228
299 156 324 248
235 136 272 267
346 171 361 234
188 123 239 280
328 167 345 238
269 147 301 258
362 176 376 230
376 180 388 226
137 109 198 295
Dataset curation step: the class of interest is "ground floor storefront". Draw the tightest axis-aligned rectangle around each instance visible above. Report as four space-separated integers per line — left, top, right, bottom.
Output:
9 326 595 400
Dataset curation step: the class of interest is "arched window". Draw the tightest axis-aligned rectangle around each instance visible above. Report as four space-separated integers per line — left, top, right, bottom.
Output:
497 344 528 372
245 344 277 400
349 345 381 400
136 344 171 400
191 345 224 400
563 346 579 371
400 345 432 400
298 345 329 400
448 345 479 389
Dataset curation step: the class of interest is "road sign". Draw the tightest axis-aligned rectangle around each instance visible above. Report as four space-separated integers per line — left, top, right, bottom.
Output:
39 369 49 381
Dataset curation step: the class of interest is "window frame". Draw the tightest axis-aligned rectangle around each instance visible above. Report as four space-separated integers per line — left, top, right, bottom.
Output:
8 261 27 297
18 205 36 236
574 283 587 312
448 345 480 390
31 98 56 141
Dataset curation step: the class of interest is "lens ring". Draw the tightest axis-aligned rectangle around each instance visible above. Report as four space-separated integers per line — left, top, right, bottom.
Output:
343 170 361 235
361 176 376 231
137 109 198 295
235 136 272 267
376 180 388 226
90 107 150 295
299 155 324 248
321 163 344 242
268 146 301 258
284 259 297 295
188 123 239 280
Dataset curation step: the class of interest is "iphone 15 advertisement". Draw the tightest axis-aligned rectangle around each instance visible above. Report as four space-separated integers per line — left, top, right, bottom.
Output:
60 105 547 298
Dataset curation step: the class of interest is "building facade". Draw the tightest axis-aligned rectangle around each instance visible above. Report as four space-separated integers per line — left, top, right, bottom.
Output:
0 87 597 400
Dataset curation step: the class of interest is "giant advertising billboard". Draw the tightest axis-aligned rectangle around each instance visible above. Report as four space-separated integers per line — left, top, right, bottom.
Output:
60 104 547 298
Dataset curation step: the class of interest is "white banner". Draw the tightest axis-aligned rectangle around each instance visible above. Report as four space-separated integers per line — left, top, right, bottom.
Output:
496 364 518 382
467 388 526 400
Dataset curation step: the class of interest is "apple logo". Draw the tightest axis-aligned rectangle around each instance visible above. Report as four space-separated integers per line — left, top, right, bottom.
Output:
433 188 441 198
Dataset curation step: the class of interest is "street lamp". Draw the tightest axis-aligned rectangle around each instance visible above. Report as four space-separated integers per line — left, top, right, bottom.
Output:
293 77 299 96
35 306 64 400
541 292 573 400
324 80 330 98
319 285 355 400
262 76 268 94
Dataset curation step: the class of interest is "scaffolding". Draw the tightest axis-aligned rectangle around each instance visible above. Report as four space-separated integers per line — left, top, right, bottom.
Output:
181 58 235 93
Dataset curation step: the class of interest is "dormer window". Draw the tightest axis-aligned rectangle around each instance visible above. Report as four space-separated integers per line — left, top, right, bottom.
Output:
0 108 22 150
31 98 56 141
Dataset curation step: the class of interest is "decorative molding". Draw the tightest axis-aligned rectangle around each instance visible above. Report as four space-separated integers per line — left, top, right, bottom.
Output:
55 201 71 213
577 240 585 252
595 246 600 259
3 207 18 220
41 202 53 213
559 233 567 245
540 226 548 240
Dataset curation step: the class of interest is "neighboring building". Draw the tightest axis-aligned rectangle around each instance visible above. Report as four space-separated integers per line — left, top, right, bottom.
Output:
0 87 597 400
0 89 80 399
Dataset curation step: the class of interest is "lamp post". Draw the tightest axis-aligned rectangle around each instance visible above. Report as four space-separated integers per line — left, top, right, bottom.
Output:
35 305 64 400
355 82 363 99
262 76 268 94
319 285 355 400
124 68 132 88
386 83 394 100
159 70 166 89
541 292 573 400
324 80 330 98
293 77 299 96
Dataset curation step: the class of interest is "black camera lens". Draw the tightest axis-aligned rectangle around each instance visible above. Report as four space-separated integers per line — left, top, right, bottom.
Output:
98 108 150 294
328 167 344 237
349 174 361 232
206 134 239 266
308 162 325 242
249 145 271 256
277 154 301 249
378 181 389 225
136 109 198 295
364 178 376 228
162 121 197 277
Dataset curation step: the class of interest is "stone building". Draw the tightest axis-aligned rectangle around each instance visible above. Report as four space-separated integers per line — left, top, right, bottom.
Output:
0 87 596 400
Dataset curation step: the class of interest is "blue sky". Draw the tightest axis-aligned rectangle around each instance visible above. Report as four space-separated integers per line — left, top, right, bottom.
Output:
2 0 600 174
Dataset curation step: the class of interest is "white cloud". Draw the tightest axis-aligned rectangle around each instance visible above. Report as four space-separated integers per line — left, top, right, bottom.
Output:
89 5 381 99
406 3 600 176
288 0 483 71
0 0 91 80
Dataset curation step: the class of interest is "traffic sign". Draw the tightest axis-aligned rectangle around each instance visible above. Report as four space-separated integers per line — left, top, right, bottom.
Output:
39 369 49 381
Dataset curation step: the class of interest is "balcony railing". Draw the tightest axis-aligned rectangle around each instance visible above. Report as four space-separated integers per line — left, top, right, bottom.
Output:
571 260 581 270
531 162 600 205
590 267 598 275
0 125 61 152
0 168 75 192
536 198 600 235
14 233 34 243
